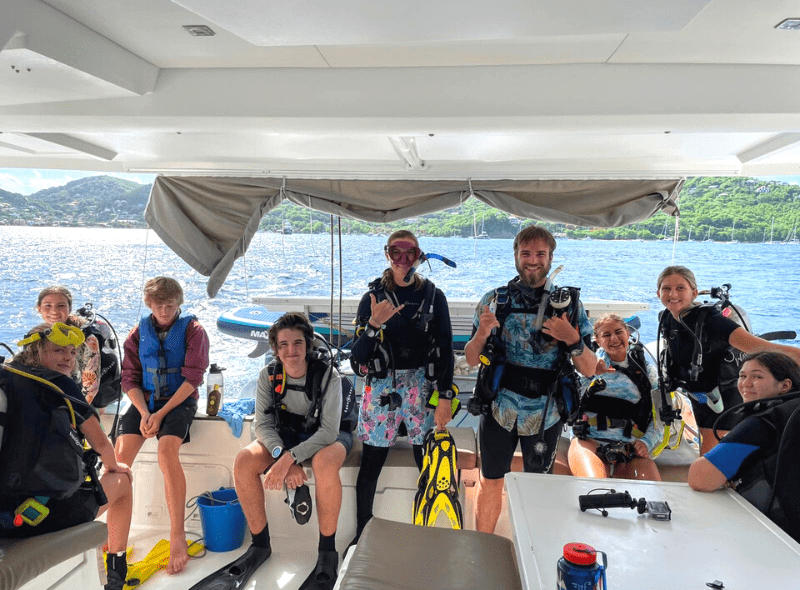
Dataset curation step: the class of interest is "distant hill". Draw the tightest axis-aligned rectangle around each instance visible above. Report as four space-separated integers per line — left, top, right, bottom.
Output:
0 176 150 227
1 175 798 240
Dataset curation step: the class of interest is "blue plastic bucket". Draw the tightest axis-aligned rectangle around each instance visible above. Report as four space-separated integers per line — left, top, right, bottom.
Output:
197 488 247 552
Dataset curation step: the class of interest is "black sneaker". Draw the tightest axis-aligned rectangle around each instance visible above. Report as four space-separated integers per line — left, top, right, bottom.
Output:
285 484 313 525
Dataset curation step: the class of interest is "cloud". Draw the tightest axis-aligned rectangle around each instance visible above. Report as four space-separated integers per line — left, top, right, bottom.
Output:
0 172 25 193
106 172 154 186
25 171 82 193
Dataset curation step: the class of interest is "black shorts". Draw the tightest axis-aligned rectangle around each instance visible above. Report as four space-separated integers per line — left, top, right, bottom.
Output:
117 397 198 443
479 411 563 479
691 387 743 431
0 485 101 539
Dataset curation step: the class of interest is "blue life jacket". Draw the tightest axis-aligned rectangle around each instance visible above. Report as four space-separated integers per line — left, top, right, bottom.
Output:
139 313 195 410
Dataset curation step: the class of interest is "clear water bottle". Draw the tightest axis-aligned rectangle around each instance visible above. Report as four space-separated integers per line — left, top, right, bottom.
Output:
206 363 226 417
557 542 607 590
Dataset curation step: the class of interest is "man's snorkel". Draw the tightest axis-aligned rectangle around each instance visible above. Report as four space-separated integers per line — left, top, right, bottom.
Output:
530 264 564 352
402 252 457 283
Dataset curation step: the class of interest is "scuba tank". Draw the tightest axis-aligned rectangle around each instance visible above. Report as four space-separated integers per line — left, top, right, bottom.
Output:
76 303 122 409
0 386 6 455
206 363 226 417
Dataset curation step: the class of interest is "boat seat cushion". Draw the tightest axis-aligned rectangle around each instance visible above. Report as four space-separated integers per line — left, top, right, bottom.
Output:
338 517 522 590
0 521 107 590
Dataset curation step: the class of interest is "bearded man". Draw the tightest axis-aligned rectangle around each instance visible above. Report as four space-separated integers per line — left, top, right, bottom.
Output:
464 225 597 533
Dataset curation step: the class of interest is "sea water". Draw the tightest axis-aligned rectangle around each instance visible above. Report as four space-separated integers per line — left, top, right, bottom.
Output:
2 227 798 398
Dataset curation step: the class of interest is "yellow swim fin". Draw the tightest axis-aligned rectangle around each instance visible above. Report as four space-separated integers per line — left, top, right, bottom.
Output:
126 539 205 587
413 429 463 529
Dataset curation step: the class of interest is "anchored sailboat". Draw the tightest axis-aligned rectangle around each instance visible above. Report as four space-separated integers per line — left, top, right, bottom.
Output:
476 214 489 239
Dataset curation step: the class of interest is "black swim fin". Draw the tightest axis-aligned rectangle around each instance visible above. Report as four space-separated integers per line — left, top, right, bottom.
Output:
186 544 271 590
286 484 313 525
298 551 339 590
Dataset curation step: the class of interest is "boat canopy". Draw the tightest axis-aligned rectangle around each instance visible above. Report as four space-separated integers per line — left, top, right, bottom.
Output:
146 176 683 297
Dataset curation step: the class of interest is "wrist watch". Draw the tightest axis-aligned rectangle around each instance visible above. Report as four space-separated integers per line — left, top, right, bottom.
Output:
271 445 284 459
364 324 382 339
566 340 585 358
438 388 455 400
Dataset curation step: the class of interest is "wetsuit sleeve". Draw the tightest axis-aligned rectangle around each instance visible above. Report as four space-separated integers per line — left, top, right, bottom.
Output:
181 319 210 390
433 288 454 391
120 326 143 392
289 367 343 464
704 415 775 479
254 365 284 454
51 374 95 425
350 291 378 364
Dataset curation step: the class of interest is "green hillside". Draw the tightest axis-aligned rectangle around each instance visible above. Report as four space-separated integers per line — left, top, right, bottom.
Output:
1 175 797 240
0 176 149 226
259 177 800 241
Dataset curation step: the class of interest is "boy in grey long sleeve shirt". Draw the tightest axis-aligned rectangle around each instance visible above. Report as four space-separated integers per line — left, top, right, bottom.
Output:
254 358 343 465
196 313 352 590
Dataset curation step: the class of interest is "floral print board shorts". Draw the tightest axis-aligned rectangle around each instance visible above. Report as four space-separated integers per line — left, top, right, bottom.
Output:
357 367 434 447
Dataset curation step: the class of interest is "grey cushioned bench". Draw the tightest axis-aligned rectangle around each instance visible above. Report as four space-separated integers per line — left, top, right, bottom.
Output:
0 521 107 590
338 517 522 590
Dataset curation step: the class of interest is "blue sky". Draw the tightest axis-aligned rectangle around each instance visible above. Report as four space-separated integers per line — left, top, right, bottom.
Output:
1 168 799 196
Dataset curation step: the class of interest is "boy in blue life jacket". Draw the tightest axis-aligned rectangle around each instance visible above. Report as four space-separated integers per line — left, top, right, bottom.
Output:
115 277 209 575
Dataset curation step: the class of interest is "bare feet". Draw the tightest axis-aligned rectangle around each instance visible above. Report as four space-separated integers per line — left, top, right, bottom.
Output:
168 537 190 574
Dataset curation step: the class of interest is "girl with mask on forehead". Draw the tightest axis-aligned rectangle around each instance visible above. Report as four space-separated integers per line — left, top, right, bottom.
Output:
35 286 102 406
349 230 455 544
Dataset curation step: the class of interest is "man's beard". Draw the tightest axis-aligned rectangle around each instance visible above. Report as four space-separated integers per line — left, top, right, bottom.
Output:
515 259 551 287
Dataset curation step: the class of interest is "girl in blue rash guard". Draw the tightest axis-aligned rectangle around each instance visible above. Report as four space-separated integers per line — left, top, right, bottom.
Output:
689 352 800 542
349 230 454 544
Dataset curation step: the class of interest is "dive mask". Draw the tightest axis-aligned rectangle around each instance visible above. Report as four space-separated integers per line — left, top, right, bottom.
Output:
385 241 421 266
18 322 85 348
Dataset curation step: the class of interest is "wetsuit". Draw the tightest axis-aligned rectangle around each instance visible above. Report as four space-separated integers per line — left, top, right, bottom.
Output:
704 396 800 543
474 280 593 478
661 306 740 429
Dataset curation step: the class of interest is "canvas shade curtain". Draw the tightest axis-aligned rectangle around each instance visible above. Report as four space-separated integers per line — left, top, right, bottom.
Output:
145 176 683 297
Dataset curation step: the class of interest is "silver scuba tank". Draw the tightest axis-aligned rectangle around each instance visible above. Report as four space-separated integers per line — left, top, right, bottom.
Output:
0 386 6 454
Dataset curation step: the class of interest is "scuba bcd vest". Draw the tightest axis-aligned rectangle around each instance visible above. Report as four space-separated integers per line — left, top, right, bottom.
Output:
656 283 750 423
712 391 800 543
468 276 583 423
269 336 357 435
573 343 654 440
0 364 88 501
351 277 444 386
